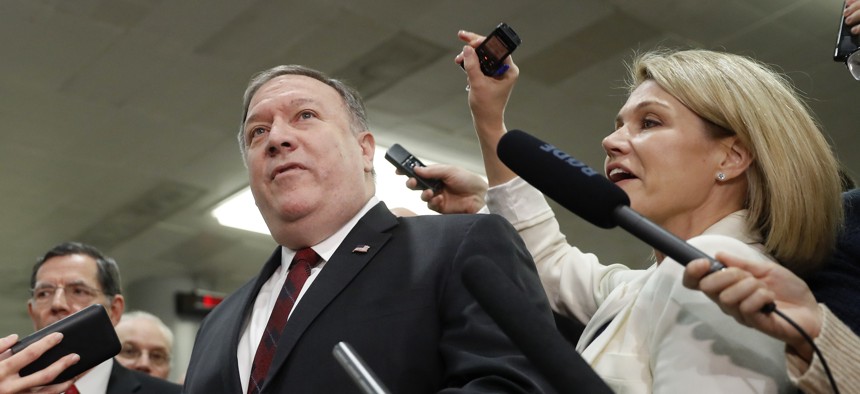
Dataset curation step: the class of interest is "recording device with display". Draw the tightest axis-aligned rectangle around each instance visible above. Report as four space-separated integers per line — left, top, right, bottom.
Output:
11 304 121 385
385 143 441 191
460 23 522 76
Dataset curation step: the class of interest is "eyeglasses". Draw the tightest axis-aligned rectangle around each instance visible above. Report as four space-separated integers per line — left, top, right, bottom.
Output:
834 9 860 80
117 343 171 366
847 50 860 81
30 283 104 306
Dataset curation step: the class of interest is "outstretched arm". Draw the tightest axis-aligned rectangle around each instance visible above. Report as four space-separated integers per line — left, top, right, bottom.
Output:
399 164 488 214
455 30 519 187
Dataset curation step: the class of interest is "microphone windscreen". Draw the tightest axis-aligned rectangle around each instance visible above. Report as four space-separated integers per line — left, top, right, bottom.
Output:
497 129 629 228
462 256 613 394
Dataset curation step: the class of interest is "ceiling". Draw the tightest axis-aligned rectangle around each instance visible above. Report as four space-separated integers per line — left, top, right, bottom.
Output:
2 0 857 335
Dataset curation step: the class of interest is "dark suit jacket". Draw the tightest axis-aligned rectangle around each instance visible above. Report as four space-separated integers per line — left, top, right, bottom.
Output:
183 202 555 393
807 188 860 334
107 360 181 394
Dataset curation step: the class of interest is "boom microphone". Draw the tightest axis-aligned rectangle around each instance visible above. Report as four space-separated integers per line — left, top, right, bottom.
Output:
462 256 613 394
497 129 725 273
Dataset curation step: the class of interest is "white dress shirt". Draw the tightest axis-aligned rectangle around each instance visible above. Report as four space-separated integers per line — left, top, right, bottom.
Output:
237 197 379 393
69 359 112 393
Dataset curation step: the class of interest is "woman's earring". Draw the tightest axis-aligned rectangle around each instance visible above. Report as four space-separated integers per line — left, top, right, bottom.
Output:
716 172 726 181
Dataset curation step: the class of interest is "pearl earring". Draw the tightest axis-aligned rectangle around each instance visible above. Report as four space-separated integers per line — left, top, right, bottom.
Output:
716 172 726 181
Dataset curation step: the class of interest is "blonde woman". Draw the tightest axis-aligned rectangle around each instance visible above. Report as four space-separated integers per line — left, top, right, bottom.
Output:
406 35 843 393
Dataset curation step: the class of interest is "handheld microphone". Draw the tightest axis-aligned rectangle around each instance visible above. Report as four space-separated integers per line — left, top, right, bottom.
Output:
497 129 727 272
462 256 613 394
496 129 780 313
332 342 391 394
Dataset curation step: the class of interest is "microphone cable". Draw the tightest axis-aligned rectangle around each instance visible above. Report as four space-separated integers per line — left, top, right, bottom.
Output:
771 308 839 394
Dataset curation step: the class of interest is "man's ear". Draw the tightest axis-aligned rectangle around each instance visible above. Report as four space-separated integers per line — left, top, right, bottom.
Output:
718 137 753 181
27 300 37 330
107 295 125 326
357 131 375 173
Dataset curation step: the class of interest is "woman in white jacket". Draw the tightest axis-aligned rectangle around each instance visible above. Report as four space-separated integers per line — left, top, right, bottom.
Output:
406 33 844 393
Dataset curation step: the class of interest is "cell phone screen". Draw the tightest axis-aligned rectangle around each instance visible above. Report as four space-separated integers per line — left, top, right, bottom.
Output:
484 35 510 59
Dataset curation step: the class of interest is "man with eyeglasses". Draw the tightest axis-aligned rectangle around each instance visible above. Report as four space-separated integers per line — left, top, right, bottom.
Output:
26 242 181 394
114 311 173 380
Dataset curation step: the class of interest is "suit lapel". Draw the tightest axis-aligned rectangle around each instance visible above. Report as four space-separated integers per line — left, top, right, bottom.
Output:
106 360 141 394
228 248 284 392
262 203 395 389
578 267 656 361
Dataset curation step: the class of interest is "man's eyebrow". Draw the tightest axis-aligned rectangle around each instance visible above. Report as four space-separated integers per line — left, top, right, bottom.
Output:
245 98 321 127
33 279 89 288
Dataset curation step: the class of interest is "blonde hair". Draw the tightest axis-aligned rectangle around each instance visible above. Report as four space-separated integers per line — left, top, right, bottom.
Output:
628 49 842 273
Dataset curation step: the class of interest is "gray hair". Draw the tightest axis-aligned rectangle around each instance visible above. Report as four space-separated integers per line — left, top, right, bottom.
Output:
119 310 175 349
31 242 122 297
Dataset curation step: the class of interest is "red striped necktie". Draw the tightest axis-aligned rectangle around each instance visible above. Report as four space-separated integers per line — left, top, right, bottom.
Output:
247 248 321 394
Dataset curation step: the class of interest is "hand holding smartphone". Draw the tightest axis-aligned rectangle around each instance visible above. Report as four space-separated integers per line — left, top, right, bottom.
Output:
11 304 121 385
459 23 522 76
385 144 441 191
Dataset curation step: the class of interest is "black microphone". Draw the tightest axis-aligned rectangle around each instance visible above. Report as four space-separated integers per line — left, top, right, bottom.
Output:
462 256 613 394
497 129 727 273
497 129 779 313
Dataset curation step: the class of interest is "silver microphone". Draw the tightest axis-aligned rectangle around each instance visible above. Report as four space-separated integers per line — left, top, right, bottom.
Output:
332 341 391 394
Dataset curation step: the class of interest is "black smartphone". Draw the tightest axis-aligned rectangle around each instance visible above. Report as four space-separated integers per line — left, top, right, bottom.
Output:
11 304 121 385
834 4 859 62
385 144 441 191
461 23 522 76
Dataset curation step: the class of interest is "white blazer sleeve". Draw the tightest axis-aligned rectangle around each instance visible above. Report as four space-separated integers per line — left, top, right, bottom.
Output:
487 177 642 323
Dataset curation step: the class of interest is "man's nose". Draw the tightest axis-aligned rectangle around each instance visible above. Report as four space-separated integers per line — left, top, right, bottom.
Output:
266 122 294 155
50 288 70 311
136 353 153 370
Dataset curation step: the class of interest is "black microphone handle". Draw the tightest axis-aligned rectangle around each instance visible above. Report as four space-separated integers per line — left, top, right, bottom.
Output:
613 205 725 272
613 206 776 313
462 257 613 394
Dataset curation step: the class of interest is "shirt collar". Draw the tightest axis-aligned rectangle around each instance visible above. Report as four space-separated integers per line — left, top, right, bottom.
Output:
702 209 762 246
280 196 379 265
73 358 113 393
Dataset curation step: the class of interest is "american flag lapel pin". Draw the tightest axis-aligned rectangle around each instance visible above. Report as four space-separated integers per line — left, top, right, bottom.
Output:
352 245 370 254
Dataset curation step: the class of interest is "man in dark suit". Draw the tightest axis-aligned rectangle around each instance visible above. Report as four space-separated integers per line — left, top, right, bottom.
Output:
182 65 555 393
27 242 181 393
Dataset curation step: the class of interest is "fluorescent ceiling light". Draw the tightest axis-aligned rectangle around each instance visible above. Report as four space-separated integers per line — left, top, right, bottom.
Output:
212 145 453 236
